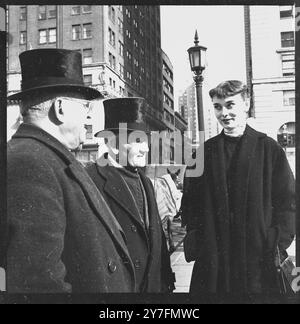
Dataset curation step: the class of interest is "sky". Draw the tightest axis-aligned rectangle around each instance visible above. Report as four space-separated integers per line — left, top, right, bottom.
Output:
160 5 247 111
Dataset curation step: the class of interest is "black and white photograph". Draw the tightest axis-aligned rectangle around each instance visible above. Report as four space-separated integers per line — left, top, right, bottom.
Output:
0 2 299 306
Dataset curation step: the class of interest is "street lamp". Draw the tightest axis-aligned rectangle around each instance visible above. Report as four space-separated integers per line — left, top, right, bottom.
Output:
187 30 207 134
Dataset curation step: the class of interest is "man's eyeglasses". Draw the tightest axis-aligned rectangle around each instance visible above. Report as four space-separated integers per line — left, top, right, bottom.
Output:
58 97 93 113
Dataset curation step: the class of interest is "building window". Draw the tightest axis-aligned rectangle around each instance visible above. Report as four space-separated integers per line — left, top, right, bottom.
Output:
83 48 93 64
82 5 92 14
125 29 131 39
82 23 92 39
280 5 293 19
283 90 295 106
48 28 56 43
85 125 93 139
83 74 93 86
39 29 47 44
38 5 46 20
119 64 124 78
126 50 132 61
282 54 295 76
281 31 294 48
108 28 115 47
72 25 81 40
126 71 132 81
20 6 27 20
71 6 80 15
118 18 123 33
20 31 27 45
119 41 124 56
109 52 116 70
125 8 131 19
119 86 125 96
48 5 57 19
108 6 115 22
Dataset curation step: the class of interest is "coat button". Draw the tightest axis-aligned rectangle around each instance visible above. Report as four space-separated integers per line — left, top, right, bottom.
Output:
134 259 141 269
131 225 137 232
108 260 117 273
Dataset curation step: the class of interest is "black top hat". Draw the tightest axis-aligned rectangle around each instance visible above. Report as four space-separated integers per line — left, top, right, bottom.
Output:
8 48 102 101
95 97 149 137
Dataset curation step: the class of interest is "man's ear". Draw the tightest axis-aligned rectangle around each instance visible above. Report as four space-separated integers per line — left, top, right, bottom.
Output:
52 98 65 123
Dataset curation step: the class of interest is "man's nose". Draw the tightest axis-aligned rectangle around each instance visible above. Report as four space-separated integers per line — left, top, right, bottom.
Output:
140 143 149 153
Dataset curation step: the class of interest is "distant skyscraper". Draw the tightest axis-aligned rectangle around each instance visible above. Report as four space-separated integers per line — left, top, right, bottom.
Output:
162 50 175 131
178 82 217 142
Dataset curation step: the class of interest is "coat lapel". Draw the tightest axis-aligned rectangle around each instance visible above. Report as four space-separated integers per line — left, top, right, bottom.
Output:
231 125 260 231
97 165 148 230
210 133 231 289
139 171 162 286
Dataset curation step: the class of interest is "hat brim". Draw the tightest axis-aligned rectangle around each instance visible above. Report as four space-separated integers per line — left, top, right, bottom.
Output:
95 128 152 138
7 84 103 101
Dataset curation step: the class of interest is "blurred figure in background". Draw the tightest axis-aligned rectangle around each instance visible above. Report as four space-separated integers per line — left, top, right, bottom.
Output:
150 169 183 253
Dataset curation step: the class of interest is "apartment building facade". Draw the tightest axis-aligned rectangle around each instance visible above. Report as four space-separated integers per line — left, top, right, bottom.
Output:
244 5 295 173
7 5 167 161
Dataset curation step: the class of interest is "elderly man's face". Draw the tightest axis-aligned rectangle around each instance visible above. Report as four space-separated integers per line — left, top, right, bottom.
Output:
58 96 91 150
118 137 149 168
212 93 249 131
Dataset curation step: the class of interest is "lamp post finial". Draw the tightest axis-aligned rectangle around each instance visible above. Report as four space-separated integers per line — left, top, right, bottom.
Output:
194 30 199 46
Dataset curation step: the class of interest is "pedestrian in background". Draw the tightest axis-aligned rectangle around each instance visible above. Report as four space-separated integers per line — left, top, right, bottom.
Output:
149 168 183 252
184 80 295 294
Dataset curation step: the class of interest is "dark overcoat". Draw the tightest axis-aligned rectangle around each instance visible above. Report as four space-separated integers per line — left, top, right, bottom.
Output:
85 163 175 292
7 124 136 293
184 125 295 294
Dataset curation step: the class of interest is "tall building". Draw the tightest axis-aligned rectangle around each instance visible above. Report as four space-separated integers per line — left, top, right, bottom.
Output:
7 5 167 161
178 84 197 143
162 50 175 131
178 82 217 143
244 5 295 173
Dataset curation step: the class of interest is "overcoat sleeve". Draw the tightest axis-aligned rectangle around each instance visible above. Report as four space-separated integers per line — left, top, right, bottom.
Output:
271 145 295 252
7 153 71 293
182 173 206 262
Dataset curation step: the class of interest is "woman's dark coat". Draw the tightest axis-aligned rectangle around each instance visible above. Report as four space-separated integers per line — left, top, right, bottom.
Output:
7 124 136 293
86 162 175 292
184 125 295 294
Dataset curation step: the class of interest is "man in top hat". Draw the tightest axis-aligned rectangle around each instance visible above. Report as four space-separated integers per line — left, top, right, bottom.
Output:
85 97 175 293
6 48 136 293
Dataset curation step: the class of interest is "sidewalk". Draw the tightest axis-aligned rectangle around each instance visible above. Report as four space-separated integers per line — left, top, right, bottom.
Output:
170 219 193 293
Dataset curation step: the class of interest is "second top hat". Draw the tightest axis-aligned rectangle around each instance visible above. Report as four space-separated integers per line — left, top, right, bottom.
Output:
95 97 149 137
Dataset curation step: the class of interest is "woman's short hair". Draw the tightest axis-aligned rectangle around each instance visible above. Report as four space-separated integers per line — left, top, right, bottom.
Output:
209 80 249 100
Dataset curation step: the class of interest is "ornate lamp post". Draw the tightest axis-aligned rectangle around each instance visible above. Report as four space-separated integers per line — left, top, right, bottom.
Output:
187 30 207 134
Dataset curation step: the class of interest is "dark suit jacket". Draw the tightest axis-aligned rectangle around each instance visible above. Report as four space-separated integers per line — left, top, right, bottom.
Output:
7 124 136 293
86 163 175 292
184 125 295 294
